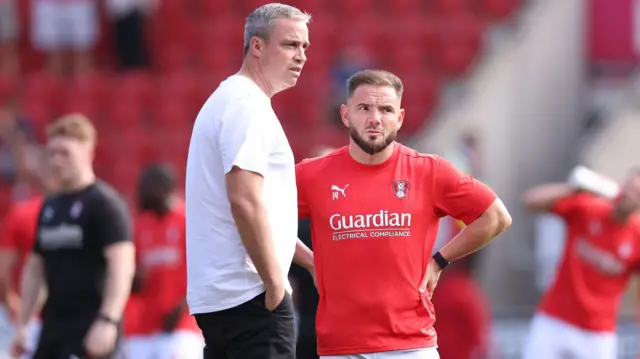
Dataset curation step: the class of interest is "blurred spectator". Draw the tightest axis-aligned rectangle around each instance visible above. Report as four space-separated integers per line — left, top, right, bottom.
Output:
0 107 43 202
289 146 335 359
329 45 373 127
31 0 99 75
0 0 19 74
432 255 493 359
106 0 155 70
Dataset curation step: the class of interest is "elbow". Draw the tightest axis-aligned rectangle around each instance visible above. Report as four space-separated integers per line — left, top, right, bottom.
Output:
494 208 512 236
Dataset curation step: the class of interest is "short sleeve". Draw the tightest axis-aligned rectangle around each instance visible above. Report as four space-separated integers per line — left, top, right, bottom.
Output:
551 194 585 219
432 156 497 224
296 161 311 219
32 207 45 255
95 195 133 249
0 208 19 250
219 99 275 176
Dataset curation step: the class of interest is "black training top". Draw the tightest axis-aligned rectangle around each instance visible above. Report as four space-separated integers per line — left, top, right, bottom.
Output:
33 180 132 323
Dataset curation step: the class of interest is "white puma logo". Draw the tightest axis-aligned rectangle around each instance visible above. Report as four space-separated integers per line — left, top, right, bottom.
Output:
331 184 349 198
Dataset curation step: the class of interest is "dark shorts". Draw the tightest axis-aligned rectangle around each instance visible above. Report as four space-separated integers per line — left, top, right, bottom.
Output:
33 319 117 359
195 291 296 359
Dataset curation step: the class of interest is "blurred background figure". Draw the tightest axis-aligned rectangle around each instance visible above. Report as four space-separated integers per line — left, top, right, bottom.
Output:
30 0 99 75
0 0 19 75
431 255 493 359
123 164 202 359
105 0 154 71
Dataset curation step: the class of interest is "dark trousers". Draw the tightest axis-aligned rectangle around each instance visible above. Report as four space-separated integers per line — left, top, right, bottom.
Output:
32 319 116 359
195 292 296 359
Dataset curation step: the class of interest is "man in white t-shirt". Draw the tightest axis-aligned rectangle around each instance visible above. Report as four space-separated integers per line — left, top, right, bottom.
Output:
184 3 315 359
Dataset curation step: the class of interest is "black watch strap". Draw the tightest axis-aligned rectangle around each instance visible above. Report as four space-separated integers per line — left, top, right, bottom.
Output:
432 251 450 270
97 313 119 326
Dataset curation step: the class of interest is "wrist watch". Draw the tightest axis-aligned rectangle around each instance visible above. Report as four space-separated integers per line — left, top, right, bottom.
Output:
432 251 450 270
97 313 119 326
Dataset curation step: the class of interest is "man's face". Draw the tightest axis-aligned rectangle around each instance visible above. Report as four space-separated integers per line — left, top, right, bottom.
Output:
45 137 92 187
616 173 640 213
341 85 404 155
257 18 309 92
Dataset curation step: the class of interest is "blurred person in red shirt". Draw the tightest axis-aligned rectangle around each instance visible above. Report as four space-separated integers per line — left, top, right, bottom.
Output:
0 169 58 359
431 254 492 359
123 164 203 359
296 69 511 359
522 168 640 359
0 0 18 74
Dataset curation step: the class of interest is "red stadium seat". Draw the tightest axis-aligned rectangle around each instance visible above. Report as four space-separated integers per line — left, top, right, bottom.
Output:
437 39 479 77
151 100 194 129
20 72 62 110
109 72 153 110
200 0 233 17
154 44 190 74
385 45 425 73
481 0 519 20
105 100 146 128
153 72 200 110
398 71 441 133
433 0 468 14
337 0 376 17
66 73 108 109
384 0 423 16
0 75 16 103
287 0 328 15
197 45 237 80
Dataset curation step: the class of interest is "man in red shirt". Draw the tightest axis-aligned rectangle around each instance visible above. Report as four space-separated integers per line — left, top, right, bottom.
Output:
123 164 203 359
522 170 640 359
295 69 512 359
0 165 58 359
431 255 492 359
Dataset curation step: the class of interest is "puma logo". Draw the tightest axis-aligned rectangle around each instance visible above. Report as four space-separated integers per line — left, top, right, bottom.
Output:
331 184 349 199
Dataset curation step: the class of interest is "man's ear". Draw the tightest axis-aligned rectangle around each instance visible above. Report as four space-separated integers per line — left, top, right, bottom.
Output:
340 104 349 128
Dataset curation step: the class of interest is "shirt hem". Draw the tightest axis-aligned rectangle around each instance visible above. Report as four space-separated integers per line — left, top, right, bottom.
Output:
318 341 438 356
536 309 615 333
188 286 265 315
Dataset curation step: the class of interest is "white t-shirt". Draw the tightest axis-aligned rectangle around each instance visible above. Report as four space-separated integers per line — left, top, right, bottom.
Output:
185 75 298 314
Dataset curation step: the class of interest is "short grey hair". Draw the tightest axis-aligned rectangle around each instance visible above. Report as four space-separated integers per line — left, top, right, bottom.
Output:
243 3 311 56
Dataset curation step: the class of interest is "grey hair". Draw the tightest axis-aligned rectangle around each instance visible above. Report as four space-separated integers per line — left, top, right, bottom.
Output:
243 3 311 56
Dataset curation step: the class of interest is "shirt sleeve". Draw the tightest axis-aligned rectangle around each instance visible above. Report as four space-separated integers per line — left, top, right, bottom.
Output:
96 194 133 249
32 207 45 255
432 156 497 225
0 208 19 251
219 98 275 176
296 161 311 219
551 194 584 219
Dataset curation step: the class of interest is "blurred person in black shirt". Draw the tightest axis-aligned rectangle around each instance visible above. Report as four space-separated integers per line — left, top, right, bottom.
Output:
10 114 135 359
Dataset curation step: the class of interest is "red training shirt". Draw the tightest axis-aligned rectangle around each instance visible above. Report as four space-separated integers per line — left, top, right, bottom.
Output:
431 270 491 359
539 192 640 331
127 205 199 335
296 144 496 355
0 197 43 297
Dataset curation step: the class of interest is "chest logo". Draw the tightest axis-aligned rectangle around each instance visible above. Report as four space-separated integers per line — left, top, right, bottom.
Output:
70 201 83 219
331 184 349 200
392 180 410 199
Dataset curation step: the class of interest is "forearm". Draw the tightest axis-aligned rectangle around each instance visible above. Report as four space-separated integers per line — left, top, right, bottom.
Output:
17 260 46 327
293 239 314 271
100 251 135 320
440 202 511 262
523 183 576 212
231 201 282 287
